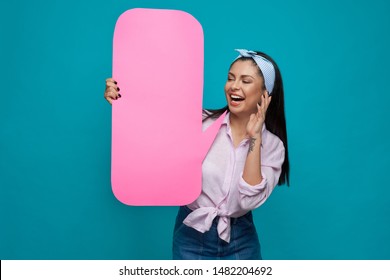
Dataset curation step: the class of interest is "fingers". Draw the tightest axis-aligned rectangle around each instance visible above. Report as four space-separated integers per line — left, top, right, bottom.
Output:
250 113 256 122
104 78 121 105
256 92 272 120
106 81 118 89
105 78 120 96
106 78 117 84
257 94 265 116
105 91 118 104
261 93 266 111
259 92 271 112
105 89 120 104
265 92 272 105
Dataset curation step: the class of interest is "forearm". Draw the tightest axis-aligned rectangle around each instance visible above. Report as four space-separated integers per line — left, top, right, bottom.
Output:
242 136 263 186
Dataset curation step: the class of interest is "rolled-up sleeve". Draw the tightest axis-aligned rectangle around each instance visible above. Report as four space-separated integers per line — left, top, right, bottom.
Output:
238 132 285 210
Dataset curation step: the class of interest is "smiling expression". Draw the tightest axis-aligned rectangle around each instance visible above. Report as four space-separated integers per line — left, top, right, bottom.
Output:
224 59 266 116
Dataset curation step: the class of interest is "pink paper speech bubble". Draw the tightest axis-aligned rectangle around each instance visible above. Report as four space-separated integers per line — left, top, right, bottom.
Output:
111 8 225 206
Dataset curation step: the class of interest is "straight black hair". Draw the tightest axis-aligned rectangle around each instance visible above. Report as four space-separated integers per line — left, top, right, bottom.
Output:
203 51 290 186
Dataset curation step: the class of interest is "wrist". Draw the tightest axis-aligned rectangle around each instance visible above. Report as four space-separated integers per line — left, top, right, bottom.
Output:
248 134 262 141
248 136 261 153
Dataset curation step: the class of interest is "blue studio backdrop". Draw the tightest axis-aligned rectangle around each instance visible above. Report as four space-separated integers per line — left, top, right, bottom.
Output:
1 0 389 259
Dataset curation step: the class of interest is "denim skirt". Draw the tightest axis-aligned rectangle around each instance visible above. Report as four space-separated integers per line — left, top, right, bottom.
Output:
172 206 261 260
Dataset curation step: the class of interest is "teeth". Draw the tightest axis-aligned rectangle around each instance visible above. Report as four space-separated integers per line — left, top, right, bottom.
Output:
231 95 244 99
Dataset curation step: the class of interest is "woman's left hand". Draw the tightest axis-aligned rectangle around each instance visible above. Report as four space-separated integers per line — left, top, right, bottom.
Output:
246 92 272 138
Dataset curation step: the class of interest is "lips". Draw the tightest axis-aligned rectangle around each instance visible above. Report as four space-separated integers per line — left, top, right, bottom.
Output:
229 94 245 107
230 94 245 102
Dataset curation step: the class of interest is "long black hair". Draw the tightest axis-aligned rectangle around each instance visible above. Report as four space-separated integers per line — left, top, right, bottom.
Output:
203 51 290 186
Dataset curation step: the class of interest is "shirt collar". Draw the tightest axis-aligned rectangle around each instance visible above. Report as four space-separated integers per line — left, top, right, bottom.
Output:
222 111 230 125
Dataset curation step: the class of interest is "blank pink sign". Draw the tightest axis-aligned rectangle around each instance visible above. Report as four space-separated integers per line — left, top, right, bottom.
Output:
111 8 225 206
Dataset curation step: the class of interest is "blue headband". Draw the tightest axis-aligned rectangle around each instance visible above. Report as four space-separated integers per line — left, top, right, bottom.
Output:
234 49 275 95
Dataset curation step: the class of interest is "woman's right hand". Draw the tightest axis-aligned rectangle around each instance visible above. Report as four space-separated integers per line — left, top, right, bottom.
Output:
104 78 121 105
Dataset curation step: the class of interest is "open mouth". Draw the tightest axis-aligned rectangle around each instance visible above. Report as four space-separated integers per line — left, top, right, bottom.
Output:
230 94 245 105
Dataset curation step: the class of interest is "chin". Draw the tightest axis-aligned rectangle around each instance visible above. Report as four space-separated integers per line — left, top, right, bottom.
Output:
228 104 244 116
228 104 255 118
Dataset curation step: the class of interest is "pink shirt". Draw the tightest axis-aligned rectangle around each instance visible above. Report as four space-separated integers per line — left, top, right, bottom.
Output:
184 112 285 243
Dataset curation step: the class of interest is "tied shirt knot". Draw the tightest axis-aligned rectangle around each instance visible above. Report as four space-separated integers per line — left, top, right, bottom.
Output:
183 207 232 243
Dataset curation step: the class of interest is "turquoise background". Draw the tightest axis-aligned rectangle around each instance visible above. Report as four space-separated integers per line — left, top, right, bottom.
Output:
1 0 389 259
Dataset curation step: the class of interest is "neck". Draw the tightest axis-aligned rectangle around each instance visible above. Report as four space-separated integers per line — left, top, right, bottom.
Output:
229 112 250 137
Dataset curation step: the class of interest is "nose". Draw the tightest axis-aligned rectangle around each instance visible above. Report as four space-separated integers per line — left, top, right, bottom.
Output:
231 80 240 90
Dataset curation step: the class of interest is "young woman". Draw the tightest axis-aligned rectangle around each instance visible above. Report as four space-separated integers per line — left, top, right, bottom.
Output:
104 49 289 260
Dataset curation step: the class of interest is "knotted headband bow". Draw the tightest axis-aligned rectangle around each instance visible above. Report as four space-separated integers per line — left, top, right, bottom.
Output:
234 49 275 95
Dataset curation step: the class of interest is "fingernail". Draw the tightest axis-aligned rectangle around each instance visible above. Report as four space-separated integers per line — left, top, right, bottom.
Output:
114 81 117 84
117 87 120 91
118 94 122 98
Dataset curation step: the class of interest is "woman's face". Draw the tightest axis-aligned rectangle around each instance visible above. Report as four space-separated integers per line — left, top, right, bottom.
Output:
224 59 266 117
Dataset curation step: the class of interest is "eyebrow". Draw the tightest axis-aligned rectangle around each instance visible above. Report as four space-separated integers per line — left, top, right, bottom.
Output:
228 72 254 79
